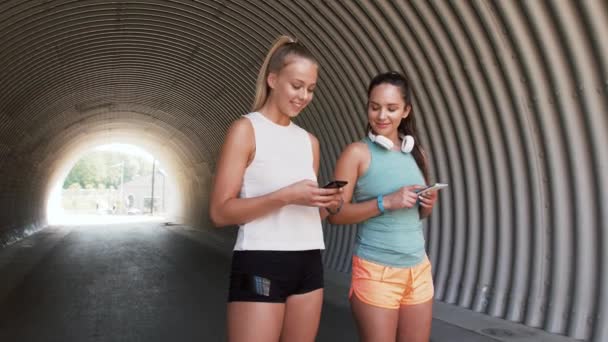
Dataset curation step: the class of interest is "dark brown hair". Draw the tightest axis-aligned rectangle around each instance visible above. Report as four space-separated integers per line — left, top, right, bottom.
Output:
367 71 429 182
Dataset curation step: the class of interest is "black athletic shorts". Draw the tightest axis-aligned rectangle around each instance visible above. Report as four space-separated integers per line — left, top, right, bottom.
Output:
228 249 324 303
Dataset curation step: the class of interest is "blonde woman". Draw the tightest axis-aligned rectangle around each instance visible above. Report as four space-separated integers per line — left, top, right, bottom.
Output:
209 36 343 342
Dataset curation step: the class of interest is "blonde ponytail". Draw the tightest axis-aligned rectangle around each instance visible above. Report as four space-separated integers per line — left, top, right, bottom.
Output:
251 35 317 112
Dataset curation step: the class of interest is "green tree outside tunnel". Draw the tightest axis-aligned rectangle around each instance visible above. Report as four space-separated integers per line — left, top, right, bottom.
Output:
63 151 153 189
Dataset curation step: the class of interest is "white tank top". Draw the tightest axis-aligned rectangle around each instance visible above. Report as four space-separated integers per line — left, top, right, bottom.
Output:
234 112 325 251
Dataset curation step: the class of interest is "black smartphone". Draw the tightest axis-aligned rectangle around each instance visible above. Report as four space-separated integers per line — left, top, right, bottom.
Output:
323 180 348 189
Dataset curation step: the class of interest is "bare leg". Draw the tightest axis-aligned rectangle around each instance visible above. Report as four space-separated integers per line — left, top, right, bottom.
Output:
280 289 324 342
227 302 285 342
397 299 433 342
350 294 399 342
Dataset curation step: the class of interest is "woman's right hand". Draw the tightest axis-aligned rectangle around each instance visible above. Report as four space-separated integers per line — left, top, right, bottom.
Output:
382 185 425 210
281 180 343 208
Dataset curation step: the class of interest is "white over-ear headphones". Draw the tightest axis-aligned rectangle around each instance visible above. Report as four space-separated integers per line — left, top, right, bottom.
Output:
368 131 415 153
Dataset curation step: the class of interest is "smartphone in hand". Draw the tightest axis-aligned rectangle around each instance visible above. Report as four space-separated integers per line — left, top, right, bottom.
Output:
416 183 448 195
322 180 348 189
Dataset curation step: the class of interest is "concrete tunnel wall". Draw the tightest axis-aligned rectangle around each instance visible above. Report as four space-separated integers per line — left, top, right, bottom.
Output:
0 1 606 340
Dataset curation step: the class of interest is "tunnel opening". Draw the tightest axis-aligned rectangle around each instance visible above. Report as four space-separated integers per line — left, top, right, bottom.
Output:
46 143 176 226
34 110 215 233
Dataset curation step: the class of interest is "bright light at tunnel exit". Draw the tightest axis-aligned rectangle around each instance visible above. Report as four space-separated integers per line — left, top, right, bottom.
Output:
47 143 169 226
95 143 154 161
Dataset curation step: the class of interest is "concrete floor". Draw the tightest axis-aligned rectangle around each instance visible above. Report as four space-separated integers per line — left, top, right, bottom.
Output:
0 222 573 342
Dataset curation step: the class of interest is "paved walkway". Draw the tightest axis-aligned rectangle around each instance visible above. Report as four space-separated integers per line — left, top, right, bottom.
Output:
0 222 575 341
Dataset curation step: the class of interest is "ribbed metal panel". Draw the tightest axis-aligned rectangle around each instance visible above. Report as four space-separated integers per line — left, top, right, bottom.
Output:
0 0 605 340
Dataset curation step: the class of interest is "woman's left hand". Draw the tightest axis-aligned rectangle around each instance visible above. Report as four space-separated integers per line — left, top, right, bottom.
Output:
418 190 438 209
325 193 344 216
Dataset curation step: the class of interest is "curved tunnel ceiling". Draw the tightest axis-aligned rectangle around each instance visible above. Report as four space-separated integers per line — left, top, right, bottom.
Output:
0 1 606 340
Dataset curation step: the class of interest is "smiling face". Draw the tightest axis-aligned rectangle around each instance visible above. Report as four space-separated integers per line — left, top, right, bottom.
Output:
367 83 411 141
267 56 318 118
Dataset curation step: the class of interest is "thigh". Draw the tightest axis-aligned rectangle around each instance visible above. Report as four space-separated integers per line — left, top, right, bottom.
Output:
397 299 433 342
280 288 323 342
350 294 399 342
227 302 285 342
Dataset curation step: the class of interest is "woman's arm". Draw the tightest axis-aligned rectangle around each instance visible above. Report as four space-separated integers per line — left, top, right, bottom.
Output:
209 118 287 227
209 119 341 227
309 134 343 221
327 143 381 224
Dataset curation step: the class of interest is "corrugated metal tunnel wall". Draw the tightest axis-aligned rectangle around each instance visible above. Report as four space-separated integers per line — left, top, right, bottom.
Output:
0 0 605 340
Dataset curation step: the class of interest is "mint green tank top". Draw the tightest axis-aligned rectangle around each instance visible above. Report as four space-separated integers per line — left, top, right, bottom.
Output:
353 137 427 267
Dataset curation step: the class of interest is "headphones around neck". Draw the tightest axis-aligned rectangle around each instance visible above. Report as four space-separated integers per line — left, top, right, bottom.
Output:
368 131 415 153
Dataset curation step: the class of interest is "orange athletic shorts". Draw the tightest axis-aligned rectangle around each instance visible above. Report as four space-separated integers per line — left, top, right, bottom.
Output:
349 255 434 309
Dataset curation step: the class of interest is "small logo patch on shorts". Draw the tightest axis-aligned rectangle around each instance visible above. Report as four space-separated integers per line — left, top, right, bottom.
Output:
252 276 271 296
241 275 270 297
